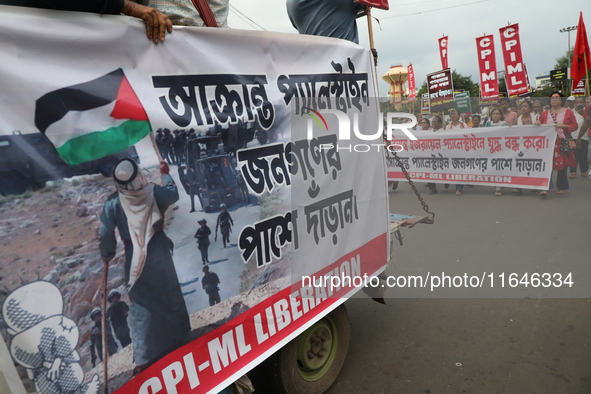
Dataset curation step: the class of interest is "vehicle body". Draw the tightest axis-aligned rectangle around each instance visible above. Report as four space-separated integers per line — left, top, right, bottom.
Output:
0 130 139 196
178 135 245 212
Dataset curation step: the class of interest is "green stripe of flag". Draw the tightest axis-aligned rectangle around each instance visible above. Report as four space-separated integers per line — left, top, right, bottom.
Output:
56 120 151 166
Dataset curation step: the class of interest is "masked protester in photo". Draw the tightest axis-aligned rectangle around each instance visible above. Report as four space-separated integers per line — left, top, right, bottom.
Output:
99 158 190 373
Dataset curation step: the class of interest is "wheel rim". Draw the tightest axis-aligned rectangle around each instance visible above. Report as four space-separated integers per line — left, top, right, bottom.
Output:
296 317 338 382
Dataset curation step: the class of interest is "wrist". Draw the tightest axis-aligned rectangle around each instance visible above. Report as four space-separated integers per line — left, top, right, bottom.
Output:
121 0 144 18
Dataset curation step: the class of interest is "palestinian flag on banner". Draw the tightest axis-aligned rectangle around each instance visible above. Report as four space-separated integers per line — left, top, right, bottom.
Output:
35 68 151 166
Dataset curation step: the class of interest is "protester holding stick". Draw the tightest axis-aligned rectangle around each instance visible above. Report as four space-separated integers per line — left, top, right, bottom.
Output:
99 159 190 374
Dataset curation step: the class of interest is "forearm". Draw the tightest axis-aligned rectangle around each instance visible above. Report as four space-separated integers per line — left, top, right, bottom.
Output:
578 116 591 140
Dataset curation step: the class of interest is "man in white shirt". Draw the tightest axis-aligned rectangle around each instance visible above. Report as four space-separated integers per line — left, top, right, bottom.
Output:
572 97 589 177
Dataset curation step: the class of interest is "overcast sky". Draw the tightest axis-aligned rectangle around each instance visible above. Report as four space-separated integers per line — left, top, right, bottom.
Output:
226 0 588 95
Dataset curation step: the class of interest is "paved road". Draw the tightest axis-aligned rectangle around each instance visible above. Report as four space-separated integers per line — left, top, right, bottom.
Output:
166 168 261 314
326 176 591 393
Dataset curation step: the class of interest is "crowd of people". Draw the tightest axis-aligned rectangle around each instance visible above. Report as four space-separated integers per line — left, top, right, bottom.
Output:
155 128 193 166
411 94 591 197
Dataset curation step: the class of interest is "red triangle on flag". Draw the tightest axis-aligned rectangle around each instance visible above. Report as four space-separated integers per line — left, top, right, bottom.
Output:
110 76 149 121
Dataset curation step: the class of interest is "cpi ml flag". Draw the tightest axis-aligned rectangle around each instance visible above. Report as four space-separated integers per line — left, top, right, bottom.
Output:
35 68 151 166
407 63 417 101
438 36 449 70
475 35 499 102
498 24 530 97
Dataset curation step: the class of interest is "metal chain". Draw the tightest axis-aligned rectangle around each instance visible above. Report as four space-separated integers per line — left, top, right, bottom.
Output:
383 133 435 224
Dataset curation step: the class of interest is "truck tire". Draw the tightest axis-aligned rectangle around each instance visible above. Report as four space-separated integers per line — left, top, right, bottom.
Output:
0 172 31 196
265 304 350 394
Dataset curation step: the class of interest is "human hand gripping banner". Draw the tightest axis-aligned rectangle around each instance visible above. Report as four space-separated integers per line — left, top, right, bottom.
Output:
387 125 557 189
0 5 389 394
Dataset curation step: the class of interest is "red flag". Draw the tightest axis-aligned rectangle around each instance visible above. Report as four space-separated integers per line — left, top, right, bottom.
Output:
438 36 449 69
407 63 417 101
571 12 591 87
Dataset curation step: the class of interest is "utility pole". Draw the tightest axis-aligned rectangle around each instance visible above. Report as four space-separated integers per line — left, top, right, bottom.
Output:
559 26 577 70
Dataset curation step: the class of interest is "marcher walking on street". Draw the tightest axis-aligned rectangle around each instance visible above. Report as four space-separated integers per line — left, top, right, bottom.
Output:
215 203 234 248
536 91 578 196
202 265 221 306
106 289 132 349
195 218 211 264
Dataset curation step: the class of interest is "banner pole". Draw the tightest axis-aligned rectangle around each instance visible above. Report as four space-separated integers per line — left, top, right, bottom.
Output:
585 56 590 97
102 260 109 394
365 6 377 67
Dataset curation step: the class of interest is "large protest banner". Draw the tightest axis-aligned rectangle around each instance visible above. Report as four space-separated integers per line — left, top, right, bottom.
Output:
0 6 389 394
427 69 455 112
387 126 557 189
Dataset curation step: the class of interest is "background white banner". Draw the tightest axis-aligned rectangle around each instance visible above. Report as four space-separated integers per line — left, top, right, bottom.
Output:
387 125 557 189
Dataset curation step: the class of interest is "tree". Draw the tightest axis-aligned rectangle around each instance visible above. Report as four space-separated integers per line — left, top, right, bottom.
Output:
554 49 573 70
498 76 507 96
451 70 480 97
